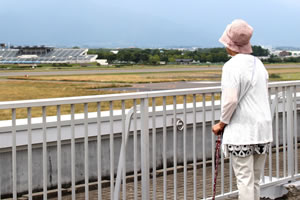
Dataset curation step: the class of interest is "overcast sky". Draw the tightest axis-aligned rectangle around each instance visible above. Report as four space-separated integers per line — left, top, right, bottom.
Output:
0 0 299 48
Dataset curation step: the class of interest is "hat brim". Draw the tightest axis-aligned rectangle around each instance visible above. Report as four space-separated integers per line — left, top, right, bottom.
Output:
219 25 252 54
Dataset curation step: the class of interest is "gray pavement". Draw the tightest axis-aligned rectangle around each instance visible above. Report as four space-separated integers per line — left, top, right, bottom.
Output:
93 81 221 92
46 147 300 200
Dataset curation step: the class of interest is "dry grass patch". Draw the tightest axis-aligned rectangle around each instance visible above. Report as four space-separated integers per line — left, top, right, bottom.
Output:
3 66 300 120
2 94 220 120
0 80 123 120
267 68 300 74
0 79 220 120
10 68 300 84
269 72 300 81
267 69 300 81
8 71 222 83
0 80 122 102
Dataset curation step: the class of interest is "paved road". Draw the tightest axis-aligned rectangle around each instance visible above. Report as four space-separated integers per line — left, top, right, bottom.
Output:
1 64 300 77
94 81 221 92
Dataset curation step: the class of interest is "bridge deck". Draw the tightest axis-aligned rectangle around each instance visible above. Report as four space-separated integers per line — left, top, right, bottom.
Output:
44 146 300 200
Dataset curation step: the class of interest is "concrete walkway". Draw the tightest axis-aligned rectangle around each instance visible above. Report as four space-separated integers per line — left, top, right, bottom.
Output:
46 146 300 200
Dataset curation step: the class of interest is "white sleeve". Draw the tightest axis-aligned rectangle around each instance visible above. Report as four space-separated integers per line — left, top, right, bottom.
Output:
220 65 240 124
220 88 238 124
265 68 269 89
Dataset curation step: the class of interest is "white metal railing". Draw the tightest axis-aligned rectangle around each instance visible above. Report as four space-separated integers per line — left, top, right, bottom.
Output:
0 81 300 200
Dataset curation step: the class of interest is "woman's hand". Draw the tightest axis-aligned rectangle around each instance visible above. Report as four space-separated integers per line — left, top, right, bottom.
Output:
212 121 227 135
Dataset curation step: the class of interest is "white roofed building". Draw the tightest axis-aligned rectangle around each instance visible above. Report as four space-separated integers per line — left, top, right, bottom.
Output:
0 46 97 64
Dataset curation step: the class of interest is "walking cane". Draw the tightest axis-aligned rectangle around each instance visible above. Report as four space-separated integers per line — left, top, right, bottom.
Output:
212 131 223 200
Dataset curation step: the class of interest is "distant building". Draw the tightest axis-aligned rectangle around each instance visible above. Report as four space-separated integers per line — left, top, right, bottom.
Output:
270 50 282 56
279 51 291 57
191 60 200 64
257 56 270 60
110 50 119 54
96 59 109 65
0 45 97 64
290 51 300 57
270 49 300 58
175 58 193 64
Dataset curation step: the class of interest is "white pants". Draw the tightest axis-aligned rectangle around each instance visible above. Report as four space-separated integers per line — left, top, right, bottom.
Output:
232 153 266 200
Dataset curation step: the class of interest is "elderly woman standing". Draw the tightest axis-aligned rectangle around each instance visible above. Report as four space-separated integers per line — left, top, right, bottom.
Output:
212 19 273 200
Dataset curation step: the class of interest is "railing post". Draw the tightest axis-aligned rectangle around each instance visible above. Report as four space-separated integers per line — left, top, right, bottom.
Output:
140 98 150 200
114 106 139 200
286 86 294 177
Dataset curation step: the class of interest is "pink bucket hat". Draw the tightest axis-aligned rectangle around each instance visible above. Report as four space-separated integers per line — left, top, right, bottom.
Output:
219 19 253 54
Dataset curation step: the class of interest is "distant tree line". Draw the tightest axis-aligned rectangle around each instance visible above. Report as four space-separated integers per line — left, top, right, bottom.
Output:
263 55 300 63
88 45 274 65
251 46 269 56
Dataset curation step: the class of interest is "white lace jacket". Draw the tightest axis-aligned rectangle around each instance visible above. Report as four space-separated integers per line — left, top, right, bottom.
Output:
220 54 273 145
